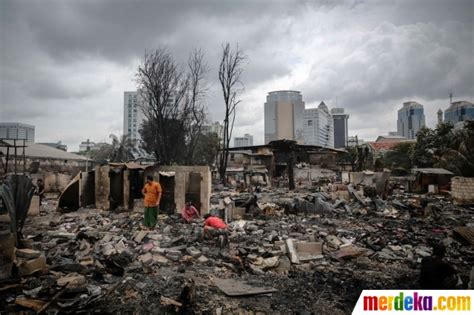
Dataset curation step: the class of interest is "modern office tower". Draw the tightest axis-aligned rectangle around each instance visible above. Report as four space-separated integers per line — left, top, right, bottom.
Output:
303 102 334 148
331 108 349 148
397 101 425 139
264 90 305 144
444 101 474 126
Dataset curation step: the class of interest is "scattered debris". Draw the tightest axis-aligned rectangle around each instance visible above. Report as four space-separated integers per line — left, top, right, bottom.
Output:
0 180 472 314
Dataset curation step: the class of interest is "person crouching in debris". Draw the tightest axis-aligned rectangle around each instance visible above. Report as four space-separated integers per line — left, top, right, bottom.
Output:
141 175 162 229
419 243 458 289
36 178 45 205
181 201 200 223
202 213 228 246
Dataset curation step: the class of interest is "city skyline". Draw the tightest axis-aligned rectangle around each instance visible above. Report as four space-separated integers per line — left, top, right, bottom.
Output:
1 0 473 151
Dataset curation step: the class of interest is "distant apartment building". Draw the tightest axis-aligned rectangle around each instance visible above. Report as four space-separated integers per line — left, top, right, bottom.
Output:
79 140 108 152
0 122 35 141
397 101 425 140
444 101 474 126
303 102 334 148
123 91 146 143
331 108 349 148
264 90 305 144
79 140 96 152
234 134 254 147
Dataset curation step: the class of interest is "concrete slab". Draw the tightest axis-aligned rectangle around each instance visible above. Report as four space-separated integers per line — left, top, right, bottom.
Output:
17 255 47 276
134 231 147 243
214 278 277 296
333 244 368 260
28 196 40 216
295 242 323 262
57 273 86 287
285 239 299 264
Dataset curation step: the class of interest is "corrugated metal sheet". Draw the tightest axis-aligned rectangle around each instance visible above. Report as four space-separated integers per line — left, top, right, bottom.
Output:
413 168 454 175
454 227 474 245
0 141 89 161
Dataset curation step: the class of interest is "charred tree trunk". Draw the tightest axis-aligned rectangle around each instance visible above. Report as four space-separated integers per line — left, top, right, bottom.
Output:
288 151 295 190
217 43 245 184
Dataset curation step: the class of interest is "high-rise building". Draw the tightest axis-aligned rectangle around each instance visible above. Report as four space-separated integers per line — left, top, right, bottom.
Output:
444 101 474 126
303 102 334 148
264 90 305 144
397 101 425 139
123 91 146 143
234 134 253 147
331 108 349 148
0 122 35 142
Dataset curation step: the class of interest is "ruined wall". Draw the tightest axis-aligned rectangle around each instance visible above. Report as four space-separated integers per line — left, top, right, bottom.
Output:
158 166 212 214
308 152 337 168
349 171 390 195
294 167 335 182
31 173 72 193
451 176 474 204
95 165 110 210
79 171 95 207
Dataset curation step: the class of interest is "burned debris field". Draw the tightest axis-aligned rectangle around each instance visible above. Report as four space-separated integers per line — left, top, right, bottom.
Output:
1 171 473 314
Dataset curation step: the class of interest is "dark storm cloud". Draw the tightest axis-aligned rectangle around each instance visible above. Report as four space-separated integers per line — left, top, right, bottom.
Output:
1 0 473 148
4 0 303 64
300 20 474 106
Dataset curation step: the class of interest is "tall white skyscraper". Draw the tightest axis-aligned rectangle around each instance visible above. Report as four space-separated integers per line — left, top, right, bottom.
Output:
123 91 145 143
264 90 305 144
303 102 334 148
397 101 425 139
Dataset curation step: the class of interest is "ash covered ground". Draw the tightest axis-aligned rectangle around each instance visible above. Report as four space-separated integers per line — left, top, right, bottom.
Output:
1 186 473 314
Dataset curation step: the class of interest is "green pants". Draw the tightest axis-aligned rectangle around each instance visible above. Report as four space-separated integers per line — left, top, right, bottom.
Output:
144 206 158 227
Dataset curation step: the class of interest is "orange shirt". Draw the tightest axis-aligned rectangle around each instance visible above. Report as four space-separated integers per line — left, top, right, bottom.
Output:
204 216 227 229
142 181 162 207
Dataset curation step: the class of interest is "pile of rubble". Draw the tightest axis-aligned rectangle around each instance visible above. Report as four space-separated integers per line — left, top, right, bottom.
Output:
1 186 473 313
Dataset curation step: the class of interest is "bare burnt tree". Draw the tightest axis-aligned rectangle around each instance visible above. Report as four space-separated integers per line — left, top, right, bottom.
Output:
136 48 208 165
183 49 208 164
217 43 245 182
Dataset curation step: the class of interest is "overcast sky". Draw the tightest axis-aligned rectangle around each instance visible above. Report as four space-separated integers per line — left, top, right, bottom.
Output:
1 0 473 151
